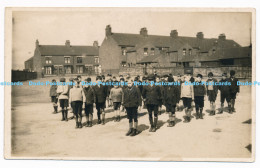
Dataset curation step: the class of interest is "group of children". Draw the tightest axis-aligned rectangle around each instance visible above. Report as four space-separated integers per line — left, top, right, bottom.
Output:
49 70 240 136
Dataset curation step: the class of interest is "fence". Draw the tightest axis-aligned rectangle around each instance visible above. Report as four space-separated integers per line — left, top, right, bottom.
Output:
12 70 37 82
117 66 252 79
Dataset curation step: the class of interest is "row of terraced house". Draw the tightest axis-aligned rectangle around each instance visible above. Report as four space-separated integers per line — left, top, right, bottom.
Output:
24 25 252 77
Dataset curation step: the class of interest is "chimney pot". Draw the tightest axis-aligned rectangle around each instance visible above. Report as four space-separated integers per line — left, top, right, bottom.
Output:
65 40 70 47
106 25 112 36
196 32 204 39
170 30 178 38
218 33 226 40
140 27 148 37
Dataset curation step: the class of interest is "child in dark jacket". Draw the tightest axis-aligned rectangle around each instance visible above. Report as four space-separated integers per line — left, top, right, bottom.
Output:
93 76 107 125
163 76 179 127
229 70 240 113
83 77 96 127
49 79 58 114
109 81 123 122
176 74 182 111
123 79 142 136
206 72 218 116
194 74 206 119
142 74 162 132
218 73 231 113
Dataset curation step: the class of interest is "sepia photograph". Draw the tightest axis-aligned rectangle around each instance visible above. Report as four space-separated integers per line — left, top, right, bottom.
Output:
4 7 255 161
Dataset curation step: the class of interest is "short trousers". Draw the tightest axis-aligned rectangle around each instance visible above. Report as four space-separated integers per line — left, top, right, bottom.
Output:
59 99 69 108
126 107 138 123
165 104 176 114
51 96 58 104
96 102 106 110
71 101 83 116
208 90 217 102
146 104 159 115
182 97 192 109
194 96 204 108
220 92 231 104
113 102 121 110
230 92 237 100
85 103 93 116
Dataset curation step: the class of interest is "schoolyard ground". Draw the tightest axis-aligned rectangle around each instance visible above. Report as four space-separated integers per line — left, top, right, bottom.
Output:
10 77 253 161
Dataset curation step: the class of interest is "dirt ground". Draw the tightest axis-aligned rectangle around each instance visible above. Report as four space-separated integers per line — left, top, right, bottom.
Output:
10 77 253 161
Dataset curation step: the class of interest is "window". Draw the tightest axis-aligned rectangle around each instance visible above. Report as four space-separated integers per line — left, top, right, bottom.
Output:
64 57 70 64
183 48 187 56
189 49 192 56
45 57 52 64
77 57 83 63
45 66 52 75
121 63 126 67
144 48 148 56
76 66 84 74
122 47 127 56
95 57 99 64
64 66 72 74
151 48 155 55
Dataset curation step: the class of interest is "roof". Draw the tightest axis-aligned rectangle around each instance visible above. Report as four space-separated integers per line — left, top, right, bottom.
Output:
217 47 252 60
25 56 34 62
38 45 99 56
136 54 160 64
110 33 240 52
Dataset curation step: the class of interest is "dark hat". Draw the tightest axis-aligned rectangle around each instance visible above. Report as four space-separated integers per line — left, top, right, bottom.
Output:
77 75 81 78
147 74 155 81
96 76 102 80
119 75 123 78
85 77 91 82
168 76 174 82
69 77 74 81
197 74 203 78
142 76 147 81
101 75 105 79
230 70 236 76
163 74 169 78
222 73 227 77
177 74 181 77
51 79 56 82
107 73 112 77
60 78 66 82
120 77 125 81
169 73 173 76
208 72 213 77
134 77 139 81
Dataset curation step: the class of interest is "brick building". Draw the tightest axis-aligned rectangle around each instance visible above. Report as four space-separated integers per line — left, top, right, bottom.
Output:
25 40 100 77
99 25 251 74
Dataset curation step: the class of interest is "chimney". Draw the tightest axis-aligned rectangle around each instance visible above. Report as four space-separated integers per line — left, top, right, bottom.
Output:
218 33 226 40
35 39 39 47
140 27 148 37
196 32 204 39
106 25 112 36
93 41 98 47
170 30 178 38
65 40 70 47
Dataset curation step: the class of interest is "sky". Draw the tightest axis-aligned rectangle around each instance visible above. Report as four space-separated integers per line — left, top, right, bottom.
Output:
11 8 252 70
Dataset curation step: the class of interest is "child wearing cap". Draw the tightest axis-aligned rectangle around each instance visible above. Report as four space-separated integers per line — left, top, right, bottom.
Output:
206 72 218 116
106 74 113 107
163 76 178 127
218 73 231 113
49 79 58 114
83 77 96 127
229 70 240 113
142 74 162 132
69 79 86 129
155 75 163 115
176 74 182 111
194 74 206 119
57 78 69 121
109 81 124 122
93 75 107 125
123 79 142 136
181 74 194 123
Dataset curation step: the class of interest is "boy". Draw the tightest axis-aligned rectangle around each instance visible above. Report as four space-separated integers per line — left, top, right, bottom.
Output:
106 74 113 107
69 79 85 128
123 79 142 136
194 74 206 119
93 76 107 125
56 78 69 121
49 79 58 114
229 70 240 112
83 77 96 127
109 81 124 122
176 74 182 111
142 74 162 132
206 72 218 116
181 74 194 123
163 76 178 127
155 75 163 115
218 73 231 114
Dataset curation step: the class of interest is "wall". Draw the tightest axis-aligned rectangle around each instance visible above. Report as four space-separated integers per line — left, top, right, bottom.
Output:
12 70 37 82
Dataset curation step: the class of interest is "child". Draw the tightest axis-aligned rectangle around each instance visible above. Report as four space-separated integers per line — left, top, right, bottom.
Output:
218 73 231 113
142 74 162 132
206 72 218 116
155 75 163 115
93 76 107 125
49 79 58 114
176 74 182 111
123 79 142 136
181 74 194 123
83 77 96 127
110 81 123 122
56 78 69 121
229 70 240 113
163 76 178 127
106 74 113 107
194 74 206 119
69 79 85 129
